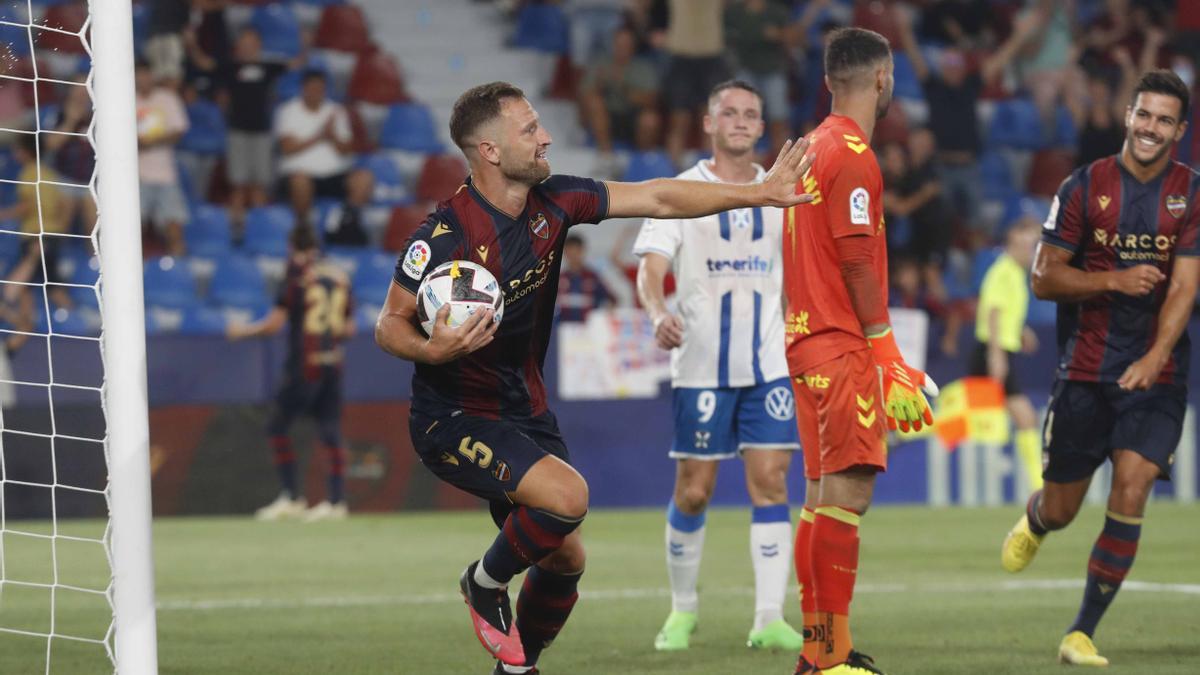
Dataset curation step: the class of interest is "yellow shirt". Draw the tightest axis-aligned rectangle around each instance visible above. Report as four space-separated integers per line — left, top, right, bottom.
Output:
16 163 64 235
974 253 1028 353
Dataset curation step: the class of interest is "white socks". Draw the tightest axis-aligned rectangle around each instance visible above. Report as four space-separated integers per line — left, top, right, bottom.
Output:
665 502 706 613
749 504 793 631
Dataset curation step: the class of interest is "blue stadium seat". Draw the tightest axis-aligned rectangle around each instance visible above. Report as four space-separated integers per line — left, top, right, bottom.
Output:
622 151 676 182
351 251 395 307
175 159 198 209
0 148 19 207
69 254 100 308
0 24 30 57
180 306 228 336
988 99 1041 150
242 205 295 258
323 244 371 276
979 150 1015 201
38 104 60 132
1000 193 1051 230
143 257 199 309
252 4 303 60
0 232 23 277
358 153 410 205
892 52 923 101
50 305 94 337
379 103 443 153
186 204 234 258
208 254 268 311
145 306 184 335
511 3 570 54
179 100 228 156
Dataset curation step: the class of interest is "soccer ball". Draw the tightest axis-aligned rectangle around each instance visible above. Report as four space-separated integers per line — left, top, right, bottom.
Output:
416 260 505 336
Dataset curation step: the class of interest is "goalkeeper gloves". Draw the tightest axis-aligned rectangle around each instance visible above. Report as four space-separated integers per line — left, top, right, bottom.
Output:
866 327 939 432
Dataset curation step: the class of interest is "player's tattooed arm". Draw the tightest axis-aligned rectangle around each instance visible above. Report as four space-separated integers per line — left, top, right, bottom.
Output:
227 307 287 340
375 281 497 365
1118 256 1200 391
1032 242 1166 302
603 137 814 219
636 252 683 350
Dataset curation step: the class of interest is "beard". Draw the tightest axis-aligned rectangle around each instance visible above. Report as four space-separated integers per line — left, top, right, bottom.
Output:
503 157 551 185
1126 131 1170 167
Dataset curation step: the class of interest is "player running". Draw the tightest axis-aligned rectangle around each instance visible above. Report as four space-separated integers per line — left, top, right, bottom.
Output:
1000 69 1199 667
228 224 355 522
635 80 803 654
783 28 937 675
374 81 813 675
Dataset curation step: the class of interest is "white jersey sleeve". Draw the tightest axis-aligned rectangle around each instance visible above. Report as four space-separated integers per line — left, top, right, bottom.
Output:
633 216 683 261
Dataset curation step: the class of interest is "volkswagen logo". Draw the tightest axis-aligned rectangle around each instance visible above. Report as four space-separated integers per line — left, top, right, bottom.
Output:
765 386 795 421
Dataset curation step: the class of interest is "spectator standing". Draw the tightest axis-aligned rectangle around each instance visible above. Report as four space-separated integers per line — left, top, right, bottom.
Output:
0 134 70 309
557 234 614 322
579 26 661 176
662 0 729 169
135 60 190 257
723 0 793 156
218 28 289 219
274 70 373 228
183 0 233 99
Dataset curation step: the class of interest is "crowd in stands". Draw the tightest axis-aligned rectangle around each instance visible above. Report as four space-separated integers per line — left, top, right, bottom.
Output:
0 0 1196 358
528 0 1200 359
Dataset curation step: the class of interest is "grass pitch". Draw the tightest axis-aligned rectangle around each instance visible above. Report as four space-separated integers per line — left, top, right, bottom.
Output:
1 503 1198 674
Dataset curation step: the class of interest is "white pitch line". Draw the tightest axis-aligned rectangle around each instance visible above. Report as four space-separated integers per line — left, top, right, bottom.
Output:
155 579 1200 612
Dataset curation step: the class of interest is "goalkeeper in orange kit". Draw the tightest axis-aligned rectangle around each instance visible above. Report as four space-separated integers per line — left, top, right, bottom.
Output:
782 28 937 675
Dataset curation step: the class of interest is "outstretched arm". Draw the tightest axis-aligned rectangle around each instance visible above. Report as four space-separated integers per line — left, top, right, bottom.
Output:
603 137 813 219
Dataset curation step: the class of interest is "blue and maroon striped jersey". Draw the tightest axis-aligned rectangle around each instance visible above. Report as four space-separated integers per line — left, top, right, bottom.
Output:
277 254 354 382
394 174 609 419
1041 156 1200 384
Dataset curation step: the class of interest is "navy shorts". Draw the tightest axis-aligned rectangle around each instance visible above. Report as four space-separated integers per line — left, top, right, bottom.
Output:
1043 380 1186 483
409 409 570 506
268 374 342 446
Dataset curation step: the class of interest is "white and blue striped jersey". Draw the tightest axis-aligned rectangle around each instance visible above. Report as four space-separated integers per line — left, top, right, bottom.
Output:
633 160 788 389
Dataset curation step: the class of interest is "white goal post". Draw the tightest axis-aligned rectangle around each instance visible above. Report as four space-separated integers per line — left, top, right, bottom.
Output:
93 0 159 672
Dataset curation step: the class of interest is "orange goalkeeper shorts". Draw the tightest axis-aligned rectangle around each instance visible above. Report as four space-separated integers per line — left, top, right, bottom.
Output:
791 348 888 481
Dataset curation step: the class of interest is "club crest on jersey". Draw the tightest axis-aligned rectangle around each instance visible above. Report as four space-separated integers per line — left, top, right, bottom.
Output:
849 188 870 225
1167 194 1187 219
402 240 431 280
529 212 550 239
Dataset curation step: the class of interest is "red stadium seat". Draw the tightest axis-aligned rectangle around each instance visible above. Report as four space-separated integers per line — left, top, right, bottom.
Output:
1027 149 1076 198
344 103 376 154
314 6 371 54
415 155 469 203
383 203 435 253
547 55 582 101
851 0 903 49
37 2 89 55
347 47 409 105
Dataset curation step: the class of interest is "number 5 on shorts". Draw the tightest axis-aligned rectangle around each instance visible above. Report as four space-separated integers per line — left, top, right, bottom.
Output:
458 436 494 469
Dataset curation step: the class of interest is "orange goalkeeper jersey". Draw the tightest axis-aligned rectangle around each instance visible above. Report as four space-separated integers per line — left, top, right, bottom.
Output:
783 114 888 374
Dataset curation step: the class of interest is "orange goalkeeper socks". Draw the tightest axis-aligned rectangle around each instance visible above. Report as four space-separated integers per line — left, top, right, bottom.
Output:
795 507 819 664
812 505 861 668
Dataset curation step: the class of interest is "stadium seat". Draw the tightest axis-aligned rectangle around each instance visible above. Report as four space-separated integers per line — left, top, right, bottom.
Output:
208 254 268 311
979 150 1016 201
358 153 410 205
186 204 234 258
547 55 582 101
989 100 1077 152
37 3 88 54
179 100 228 156
1027 149 1076 198
414 155 467 203
314 5 371 53
69 254 100 308
347 47 409 105
143 257 200 310
177 306 227 336
851 0 903 46
251 4 303 60
0 231 23 276
50 305 93 337
145 306 184 336
323 244 371 276
0 23 30 58
511 3 570 54
242 205 295 258
351 251 396 307
383 203 433 253
1000 193 1051 230
622 151 676 182
379 103 443 153
892 52 923 101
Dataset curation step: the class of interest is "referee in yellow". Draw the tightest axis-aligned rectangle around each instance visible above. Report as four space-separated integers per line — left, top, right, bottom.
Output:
969 216 1044 490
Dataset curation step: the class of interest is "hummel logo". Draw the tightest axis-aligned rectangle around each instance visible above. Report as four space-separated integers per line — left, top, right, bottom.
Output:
760 544 780 558
669 542 685 557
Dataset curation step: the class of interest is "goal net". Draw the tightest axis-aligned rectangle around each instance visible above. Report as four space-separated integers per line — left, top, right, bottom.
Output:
0 2 157 673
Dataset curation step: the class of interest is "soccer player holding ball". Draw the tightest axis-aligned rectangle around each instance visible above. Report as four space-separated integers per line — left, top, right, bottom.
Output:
1000 69 1199 667
635 80 804 654
375 82 814 674
783 28 937 675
